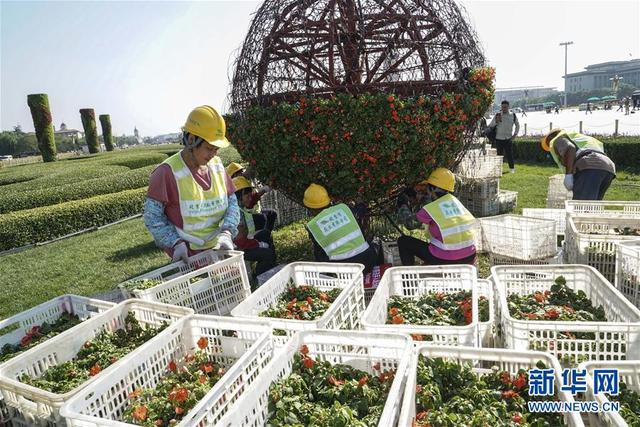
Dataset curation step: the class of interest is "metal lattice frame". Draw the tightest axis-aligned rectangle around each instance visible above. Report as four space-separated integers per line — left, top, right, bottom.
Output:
230 0 485 112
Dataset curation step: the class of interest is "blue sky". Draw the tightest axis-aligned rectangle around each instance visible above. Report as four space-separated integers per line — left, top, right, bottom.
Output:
1 0 638 136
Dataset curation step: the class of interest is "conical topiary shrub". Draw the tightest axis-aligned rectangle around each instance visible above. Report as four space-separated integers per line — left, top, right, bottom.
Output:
27 94 57 162
80 108 99 154
99 114 114 151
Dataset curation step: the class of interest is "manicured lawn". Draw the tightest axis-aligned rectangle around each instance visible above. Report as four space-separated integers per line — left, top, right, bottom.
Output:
1 161 639 318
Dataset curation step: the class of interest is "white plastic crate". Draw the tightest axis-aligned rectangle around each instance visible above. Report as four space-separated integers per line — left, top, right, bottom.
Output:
547 174 572 208
565 215 640 283
217 330 413 427
565 200 640 217
492 264 640 365
616 240 640 309
361 266 479 346
497 189 518 214
459 194 500 217
477 279 495 348
0 300 193 426
382 240 401 266
398 345 584 427
0 295 114 427
61 315 274 426
455 150 504 179
580 360 639 427
488 249 563 267
523 207 567 236
456 177 500 199
121 250 250 316
482 214 557 260
231 262 365 345
260 189 310 226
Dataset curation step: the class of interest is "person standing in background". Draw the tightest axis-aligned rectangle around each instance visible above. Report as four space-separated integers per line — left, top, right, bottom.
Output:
487 100 519 173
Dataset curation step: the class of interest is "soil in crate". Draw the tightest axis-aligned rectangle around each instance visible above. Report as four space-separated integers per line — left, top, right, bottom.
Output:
19 313 168 394
412 356 564 426
265 346 396 426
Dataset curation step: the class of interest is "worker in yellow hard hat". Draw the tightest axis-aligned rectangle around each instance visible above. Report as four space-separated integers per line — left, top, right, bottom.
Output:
232 176 277 281
397 168 477 266
143 106 240 263
541 129 615 200
226 162 245 179
303 183 378 273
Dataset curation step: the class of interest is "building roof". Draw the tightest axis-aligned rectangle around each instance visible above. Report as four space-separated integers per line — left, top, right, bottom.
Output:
566 58 640 78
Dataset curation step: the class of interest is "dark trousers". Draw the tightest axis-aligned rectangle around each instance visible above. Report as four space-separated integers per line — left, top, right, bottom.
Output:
252 209 277 231
314 244 379 274
245 229 277 277
397 235 476 266
495 138 514 169
573 169 615 201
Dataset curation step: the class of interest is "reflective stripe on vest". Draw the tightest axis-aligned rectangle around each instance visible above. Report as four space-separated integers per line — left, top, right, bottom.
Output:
307 203 369 261
164 152 228 250
241 208 256 239
423 194 475 251
549 131 605 173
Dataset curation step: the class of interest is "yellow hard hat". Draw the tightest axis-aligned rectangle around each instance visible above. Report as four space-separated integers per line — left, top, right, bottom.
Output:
226 162 244 177
183 105 230 148
541 128 563 152
232 176 252 192
303 183 330 209
426 168 456 192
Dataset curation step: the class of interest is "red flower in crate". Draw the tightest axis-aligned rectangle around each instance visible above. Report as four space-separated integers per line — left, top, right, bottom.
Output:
197 336 208 350
20 335 31 347
132 405 148 422
303 357 315 369
168 360 177 372
512 413 523 424
175 406 184 415
169 387 189 403
358 376 368 386
300 345 309 355
513 374 526 390
89 364 102 376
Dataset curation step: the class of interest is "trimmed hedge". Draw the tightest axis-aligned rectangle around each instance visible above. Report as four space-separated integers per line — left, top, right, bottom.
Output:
0 165 155 214
513 136 640 169
0 187 147 250
1 165 130 194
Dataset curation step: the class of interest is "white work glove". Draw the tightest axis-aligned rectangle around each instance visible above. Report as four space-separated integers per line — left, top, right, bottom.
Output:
563 174 574 191
258 241 270 249
171 241 189 264
215 230 235 251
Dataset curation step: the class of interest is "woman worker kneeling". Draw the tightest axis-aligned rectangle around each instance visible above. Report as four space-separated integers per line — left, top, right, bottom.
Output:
397 168 476 266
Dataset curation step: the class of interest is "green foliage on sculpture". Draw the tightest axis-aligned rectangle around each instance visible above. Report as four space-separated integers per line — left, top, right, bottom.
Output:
99 114 115 152
27 94 57 162
228 67 495 208
80 108 99 154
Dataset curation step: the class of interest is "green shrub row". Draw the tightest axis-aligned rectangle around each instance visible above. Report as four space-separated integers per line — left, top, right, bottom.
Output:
1 164 130 193
0 165 155 214
0 187 147 251
512 137 640 170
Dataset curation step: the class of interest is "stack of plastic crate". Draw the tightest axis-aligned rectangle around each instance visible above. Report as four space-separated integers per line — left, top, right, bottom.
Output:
616 240 640 309
564 201 640 283
260 189 309 227
481 214 558 266
455 149 517 217
546 174 572 208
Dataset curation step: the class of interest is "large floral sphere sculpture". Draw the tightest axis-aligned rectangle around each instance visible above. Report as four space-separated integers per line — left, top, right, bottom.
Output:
228 0 494 210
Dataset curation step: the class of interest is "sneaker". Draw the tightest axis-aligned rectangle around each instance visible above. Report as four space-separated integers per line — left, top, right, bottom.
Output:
510 168 515 173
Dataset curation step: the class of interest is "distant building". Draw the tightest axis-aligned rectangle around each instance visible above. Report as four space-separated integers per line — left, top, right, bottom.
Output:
54 122 83 139
564 59 640 93
493 86 558 109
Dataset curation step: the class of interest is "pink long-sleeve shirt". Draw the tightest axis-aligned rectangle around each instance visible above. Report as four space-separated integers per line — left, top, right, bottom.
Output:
416 208 476 260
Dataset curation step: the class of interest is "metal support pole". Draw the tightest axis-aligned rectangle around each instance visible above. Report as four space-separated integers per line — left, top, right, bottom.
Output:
579 121 582 133
615 119 619 137
524 123 527 136
559 41 574 108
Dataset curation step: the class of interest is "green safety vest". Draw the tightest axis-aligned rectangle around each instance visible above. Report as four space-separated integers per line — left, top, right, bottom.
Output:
164 152 228 250
241 207 256 239
423 194 475 251
549 131 605 174
307 203 369 261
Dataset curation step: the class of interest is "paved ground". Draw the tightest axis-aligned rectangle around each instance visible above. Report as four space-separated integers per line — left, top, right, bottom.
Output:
492 107 640 136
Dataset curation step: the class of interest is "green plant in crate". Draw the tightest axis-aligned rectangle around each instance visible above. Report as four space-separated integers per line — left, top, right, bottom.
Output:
120 278 163 293
123 337 226 427
610 381 640 426
386 291 489 326
267 345 395 426
19 313 167 394
259 284 342 321
413 357 563 426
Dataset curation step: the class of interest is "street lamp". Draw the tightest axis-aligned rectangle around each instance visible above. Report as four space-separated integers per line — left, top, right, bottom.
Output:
559 41 574 108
